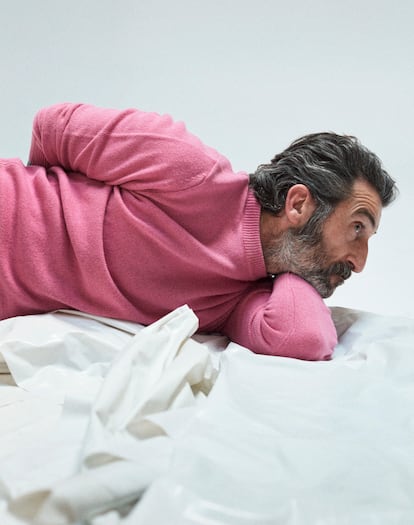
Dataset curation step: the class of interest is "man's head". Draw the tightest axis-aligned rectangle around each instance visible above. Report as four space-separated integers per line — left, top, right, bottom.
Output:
250 132 397 297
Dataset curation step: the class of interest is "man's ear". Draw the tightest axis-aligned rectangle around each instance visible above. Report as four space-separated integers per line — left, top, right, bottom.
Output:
284 184 316 227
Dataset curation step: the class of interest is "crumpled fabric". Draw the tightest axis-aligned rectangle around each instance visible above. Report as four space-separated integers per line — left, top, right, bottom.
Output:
118 307 414 525
0 305 220 525
1 306 414 525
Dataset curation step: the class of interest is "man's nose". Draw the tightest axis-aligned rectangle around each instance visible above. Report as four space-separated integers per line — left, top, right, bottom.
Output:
347 242 369 273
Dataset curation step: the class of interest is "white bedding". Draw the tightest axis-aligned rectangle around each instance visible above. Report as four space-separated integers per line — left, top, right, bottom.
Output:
0 305 413 524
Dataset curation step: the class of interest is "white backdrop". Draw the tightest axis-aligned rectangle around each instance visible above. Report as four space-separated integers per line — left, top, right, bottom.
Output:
1 0 413 318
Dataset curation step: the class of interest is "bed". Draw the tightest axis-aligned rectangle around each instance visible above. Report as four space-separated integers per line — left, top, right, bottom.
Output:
1 304 413 524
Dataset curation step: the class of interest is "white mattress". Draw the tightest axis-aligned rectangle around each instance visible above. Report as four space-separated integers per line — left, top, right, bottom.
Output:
0 305 413 524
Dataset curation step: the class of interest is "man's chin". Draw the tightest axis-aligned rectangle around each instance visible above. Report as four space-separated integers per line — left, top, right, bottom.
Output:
321 278 347 298
306 276 338 299
288 270 346 299
319 287 335 299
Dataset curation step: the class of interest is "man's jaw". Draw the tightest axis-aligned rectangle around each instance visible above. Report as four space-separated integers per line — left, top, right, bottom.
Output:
294 261 353 298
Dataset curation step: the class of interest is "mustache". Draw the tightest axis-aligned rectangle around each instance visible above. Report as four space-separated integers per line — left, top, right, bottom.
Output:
326 261 353 281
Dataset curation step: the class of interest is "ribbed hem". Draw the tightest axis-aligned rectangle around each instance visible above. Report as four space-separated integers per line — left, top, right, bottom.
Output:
243 189 267 280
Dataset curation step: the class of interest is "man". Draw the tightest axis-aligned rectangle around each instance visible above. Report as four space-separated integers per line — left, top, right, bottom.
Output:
0 103 396 360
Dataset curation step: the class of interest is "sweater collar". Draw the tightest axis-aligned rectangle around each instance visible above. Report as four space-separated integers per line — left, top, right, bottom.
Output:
243 189 267 280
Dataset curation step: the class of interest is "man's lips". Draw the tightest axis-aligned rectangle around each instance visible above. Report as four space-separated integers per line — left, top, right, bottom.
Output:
331 274 345 287
328 262 353 284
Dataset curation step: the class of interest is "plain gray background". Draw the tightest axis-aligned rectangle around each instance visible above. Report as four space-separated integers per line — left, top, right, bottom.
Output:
1 0 413 318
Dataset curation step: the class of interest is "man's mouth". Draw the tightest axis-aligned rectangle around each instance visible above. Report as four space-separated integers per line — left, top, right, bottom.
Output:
328 262 353 284
331 274 345 288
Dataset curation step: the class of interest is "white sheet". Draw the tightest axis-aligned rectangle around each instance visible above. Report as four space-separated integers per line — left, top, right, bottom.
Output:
1 306 413 524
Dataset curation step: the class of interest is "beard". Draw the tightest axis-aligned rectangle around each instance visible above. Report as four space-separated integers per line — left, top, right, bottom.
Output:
263 226 353 298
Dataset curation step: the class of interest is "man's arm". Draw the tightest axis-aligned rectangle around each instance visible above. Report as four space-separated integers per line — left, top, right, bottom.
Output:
222 273 338 360
29 103 216 191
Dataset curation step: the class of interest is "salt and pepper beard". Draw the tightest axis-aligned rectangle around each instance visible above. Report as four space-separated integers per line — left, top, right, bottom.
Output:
263 222 353 299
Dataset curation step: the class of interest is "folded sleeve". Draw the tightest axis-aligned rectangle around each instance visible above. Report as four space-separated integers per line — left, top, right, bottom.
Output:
28 103 217 192
222 273 338 360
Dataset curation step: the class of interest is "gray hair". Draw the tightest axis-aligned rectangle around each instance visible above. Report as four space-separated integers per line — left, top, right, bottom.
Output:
249 132 397 230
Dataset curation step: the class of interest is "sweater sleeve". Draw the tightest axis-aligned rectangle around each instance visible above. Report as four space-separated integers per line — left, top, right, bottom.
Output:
28 103 217 191
222 273 338 360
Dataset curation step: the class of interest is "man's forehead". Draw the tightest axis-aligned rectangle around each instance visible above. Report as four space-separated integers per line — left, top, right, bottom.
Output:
348 180 382 228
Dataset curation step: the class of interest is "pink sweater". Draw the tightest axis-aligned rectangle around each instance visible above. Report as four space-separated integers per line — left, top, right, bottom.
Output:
0 103 337 359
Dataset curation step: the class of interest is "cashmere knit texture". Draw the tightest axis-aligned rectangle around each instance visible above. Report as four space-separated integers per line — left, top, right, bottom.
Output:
0 103 337 359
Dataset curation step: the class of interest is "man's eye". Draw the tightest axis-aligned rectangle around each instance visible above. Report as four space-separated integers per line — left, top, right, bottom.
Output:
354 223 363 235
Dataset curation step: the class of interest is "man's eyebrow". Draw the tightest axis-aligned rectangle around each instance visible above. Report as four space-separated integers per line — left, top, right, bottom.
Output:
354 208 377 231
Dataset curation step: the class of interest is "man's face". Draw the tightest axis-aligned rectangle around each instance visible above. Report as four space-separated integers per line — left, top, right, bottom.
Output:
265 179 383 298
